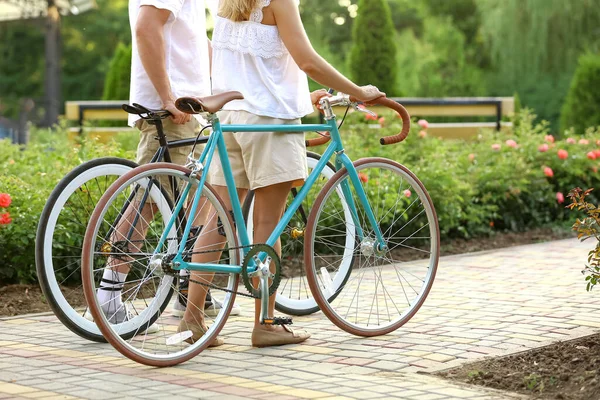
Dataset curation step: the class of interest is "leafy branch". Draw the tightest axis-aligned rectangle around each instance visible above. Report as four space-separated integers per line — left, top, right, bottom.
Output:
567 187 600 291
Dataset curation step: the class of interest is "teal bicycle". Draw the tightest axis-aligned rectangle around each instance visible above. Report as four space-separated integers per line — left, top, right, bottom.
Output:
81 91 440 366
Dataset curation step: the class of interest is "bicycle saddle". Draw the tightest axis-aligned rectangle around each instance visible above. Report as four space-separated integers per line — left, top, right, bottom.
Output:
175 91 244 114
122 103 171 119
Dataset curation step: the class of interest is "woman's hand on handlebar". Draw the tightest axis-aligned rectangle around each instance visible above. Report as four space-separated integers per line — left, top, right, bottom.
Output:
355 85 385 103
310 89 332 109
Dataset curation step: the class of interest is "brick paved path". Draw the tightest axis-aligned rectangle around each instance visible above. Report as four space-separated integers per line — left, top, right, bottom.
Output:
1 239 598 399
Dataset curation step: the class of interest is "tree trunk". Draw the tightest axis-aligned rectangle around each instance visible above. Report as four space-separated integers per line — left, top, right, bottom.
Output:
44 0 61 127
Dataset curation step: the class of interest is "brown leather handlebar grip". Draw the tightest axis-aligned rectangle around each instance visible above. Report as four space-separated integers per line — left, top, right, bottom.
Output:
349 96 411 145
306 133 331 147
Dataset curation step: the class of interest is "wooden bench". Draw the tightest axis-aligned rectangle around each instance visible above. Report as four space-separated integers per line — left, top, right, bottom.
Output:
65 101 134 143
66 97 514 142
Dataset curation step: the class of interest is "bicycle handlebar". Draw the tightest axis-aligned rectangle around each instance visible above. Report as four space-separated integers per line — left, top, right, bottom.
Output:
305 95 411 147
354 96 411 146
306 133 332 147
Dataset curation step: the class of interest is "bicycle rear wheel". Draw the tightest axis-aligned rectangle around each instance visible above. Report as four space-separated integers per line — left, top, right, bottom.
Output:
81 163 239 366
35 157 137 342
305 158 440 336
243 152 355 316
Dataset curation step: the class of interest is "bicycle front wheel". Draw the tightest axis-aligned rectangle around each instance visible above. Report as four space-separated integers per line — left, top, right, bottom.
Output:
81 163 240 366
35 157 137 342
305 158 440 336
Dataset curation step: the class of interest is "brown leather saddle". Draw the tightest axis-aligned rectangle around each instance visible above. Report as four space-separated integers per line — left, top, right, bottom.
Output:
176 91 244 114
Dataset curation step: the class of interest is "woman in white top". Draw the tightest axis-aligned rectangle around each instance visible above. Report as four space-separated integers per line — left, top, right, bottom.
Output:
181 0 385 347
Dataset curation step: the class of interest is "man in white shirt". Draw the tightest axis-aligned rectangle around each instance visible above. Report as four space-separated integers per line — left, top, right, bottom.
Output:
129 0 211 164
94 0 239 327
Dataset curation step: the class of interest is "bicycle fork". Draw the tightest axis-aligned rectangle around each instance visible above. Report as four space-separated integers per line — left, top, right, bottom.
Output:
335 153 387 253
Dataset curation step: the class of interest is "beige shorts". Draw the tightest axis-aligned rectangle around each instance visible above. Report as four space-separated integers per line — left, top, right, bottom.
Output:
208 110 308 190
135 117 203 166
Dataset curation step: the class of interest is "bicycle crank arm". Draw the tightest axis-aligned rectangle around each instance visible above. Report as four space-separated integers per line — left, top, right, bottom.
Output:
259 272 269 324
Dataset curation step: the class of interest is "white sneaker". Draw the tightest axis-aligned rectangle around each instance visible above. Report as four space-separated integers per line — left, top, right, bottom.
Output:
172 280 242 318
84 304 160 334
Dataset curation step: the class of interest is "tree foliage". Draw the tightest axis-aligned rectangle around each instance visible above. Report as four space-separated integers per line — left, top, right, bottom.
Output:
349 0 397 95
102 43 132 101
395 17 485 97
561 53 600 134
0 0 130 118
476 0 600 128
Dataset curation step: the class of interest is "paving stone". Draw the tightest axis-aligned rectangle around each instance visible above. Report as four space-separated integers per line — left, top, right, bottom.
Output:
1 239 598 399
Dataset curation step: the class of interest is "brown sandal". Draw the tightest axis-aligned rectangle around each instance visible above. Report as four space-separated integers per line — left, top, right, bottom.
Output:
251 325 311 348
177 320 224 347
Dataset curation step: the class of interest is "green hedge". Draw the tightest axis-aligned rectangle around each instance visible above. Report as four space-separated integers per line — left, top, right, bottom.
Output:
0 127 134 283
1 111 599 283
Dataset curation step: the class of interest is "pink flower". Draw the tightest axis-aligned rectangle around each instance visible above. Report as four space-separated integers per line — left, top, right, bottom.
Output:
0 213 11 225
557 149 569 160
538 144 549 152
491 144 501 151
544 167 554 178
580 139 590 145
0 193 11 209
566 138 576 144
505 139 518 148
358 172 368 184
418 119 429 129
545 135 555 144
556 192 565 204
403 189 412 198
418 130 427 139
594 149 600 158
365 113 378 121
588 152 597 160
378 117 386 127
468 153 476 162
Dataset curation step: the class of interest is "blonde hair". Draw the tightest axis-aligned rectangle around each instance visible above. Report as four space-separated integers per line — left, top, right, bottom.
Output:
219 0 262 22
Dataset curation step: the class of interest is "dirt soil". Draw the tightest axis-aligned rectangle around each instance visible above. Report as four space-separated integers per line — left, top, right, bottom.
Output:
0 227 575 318
439 333 600 400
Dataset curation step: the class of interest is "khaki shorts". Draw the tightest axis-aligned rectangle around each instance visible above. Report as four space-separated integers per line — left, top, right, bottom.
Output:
135 117 202 166
135 118 203 203
208 110 308 190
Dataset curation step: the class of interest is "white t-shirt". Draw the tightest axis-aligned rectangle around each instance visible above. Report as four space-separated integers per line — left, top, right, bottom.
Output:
128 0 212 126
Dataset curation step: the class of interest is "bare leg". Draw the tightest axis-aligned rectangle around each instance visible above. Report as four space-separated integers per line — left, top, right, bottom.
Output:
183 185 247 329
106 202 157 274
251 182 293 332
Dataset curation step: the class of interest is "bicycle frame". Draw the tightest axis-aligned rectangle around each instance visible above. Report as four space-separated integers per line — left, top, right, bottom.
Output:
156 111 387 321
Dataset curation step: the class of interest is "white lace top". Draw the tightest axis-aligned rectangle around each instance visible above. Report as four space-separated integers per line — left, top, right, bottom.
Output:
211 0 313 119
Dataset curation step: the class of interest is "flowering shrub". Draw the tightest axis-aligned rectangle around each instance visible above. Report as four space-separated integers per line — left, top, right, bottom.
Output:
568 188 600 291
0 193 11 226
343 108 600 238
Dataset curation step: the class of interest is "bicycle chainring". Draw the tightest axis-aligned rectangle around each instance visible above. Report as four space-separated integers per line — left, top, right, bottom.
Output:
241 244 281 298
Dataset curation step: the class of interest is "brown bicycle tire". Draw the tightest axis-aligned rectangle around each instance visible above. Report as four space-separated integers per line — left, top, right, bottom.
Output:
81 162 239 367
304 157 440 337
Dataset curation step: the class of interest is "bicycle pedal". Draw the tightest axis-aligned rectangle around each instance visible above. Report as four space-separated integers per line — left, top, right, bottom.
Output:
262 317 293 326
